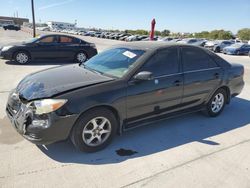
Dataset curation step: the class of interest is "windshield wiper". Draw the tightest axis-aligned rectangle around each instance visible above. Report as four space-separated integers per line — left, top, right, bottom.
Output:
82 64 104 75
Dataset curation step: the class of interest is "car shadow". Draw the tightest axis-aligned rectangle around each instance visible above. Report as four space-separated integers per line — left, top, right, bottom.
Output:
38 97 250 165
5 60 77 66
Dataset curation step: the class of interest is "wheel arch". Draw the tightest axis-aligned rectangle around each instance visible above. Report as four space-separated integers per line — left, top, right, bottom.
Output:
71 104 122 137
208 86 231 104
12 49 31 60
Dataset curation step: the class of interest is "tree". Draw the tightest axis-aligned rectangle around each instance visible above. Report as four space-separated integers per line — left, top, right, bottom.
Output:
161 29 171 36
237 28 250 41
209 30 232 40
154 30 161 36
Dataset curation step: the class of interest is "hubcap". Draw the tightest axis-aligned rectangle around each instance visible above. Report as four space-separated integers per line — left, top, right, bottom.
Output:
16 52 28 64
77 52 87 63
82 117 111 147
211 93 224 113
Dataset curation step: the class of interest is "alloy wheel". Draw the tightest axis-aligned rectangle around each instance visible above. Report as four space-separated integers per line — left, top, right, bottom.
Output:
16 52 29 64
211 93 224 113
77 52 87 63
82 117 112 147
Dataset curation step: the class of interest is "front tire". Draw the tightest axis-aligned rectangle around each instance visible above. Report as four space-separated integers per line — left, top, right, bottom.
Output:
206 89 226 117
70 108 118 152
14 51 30 64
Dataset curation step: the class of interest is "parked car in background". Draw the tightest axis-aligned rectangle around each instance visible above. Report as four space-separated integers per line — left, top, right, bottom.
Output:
223 43 250 55
213 40 234 52
204 40 234 52
158 37 173 42
192 39 207 47
6 42 244 152
3 24 20 31
177 38 199 44
119 34 131 41
0 34 97 64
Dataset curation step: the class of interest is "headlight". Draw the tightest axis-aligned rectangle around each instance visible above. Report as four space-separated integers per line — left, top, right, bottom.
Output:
29 99 67 115
1 46 13 51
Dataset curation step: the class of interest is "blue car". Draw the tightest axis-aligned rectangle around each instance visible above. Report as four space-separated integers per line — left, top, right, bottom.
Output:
223 43 250 55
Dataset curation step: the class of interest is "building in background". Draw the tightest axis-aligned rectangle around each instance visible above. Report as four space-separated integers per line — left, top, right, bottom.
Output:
0 16 29 26
47 21 75 30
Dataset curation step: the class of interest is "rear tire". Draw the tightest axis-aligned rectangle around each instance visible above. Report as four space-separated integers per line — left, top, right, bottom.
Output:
75 51 87 63
214 46 220 53
70 108 118 152
205 89 226 117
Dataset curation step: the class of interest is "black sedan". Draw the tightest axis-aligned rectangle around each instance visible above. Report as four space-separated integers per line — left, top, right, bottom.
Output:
3 24 20 31
6 42 244 152
0 34 97 64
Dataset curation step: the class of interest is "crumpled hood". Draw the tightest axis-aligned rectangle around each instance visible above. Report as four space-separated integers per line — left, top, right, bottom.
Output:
16 64 114 101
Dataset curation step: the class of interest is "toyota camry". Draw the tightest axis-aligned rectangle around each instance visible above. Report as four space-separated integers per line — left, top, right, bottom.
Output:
6 42 244 152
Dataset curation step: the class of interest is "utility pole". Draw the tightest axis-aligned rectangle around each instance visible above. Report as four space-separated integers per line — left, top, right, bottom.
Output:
31 0 36 37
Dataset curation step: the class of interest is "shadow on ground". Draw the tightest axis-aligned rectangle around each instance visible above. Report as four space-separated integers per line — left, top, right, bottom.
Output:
2 97 249 165
5 60 76 66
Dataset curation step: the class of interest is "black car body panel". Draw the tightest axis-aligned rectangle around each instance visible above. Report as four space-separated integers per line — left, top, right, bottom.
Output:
0 34 97 62
6 42 244 145
16 64 114 101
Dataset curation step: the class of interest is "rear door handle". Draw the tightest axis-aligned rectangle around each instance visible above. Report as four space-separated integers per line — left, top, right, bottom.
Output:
214 73 219 79
174 80 181 86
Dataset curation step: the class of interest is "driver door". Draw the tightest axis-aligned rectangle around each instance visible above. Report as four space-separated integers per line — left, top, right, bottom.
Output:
125 47 183 127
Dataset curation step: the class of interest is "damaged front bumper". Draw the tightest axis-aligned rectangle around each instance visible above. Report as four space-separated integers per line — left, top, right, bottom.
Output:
6 92 78 145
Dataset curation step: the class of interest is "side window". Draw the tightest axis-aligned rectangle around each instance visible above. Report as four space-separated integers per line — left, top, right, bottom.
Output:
39 36 55 43
141 48 179 77
182 47 218 72
72 38 80 44
60 36 73 43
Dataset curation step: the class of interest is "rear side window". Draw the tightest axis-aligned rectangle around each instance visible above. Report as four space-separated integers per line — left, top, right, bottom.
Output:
141 48 179 77
182 47 218 72
60 36 73 43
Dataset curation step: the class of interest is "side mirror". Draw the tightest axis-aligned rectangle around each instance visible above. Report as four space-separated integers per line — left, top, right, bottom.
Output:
134 71 153 81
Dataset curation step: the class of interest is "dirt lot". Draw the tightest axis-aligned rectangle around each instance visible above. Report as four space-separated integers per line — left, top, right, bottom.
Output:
0 29 250 188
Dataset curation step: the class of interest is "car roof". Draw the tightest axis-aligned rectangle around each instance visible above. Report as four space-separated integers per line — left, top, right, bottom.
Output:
39 34 79 38
115 41 197 51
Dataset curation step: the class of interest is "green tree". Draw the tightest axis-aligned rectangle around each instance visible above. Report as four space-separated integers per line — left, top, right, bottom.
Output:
237 28 250 40
161 29 171 36
154 30 161 36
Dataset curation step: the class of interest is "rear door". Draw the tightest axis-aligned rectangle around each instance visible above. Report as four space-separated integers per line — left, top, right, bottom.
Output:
31 35 60 59
57 36 80 59
181 46 223 109
126 47 183 126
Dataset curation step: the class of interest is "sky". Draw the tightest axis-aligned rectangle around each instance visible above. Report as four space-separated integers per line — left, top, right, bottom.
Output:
1 0 250 33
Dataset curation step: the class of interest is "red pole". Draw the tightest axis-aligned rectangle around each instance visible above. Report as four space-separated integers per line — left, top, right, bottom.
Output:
150 18 156 40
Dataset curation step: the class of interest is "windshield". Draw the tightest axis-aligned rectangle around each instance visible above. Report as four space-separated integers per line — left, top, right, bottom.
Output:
83 48 145 78
230 43 244 48
24 37 40 43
